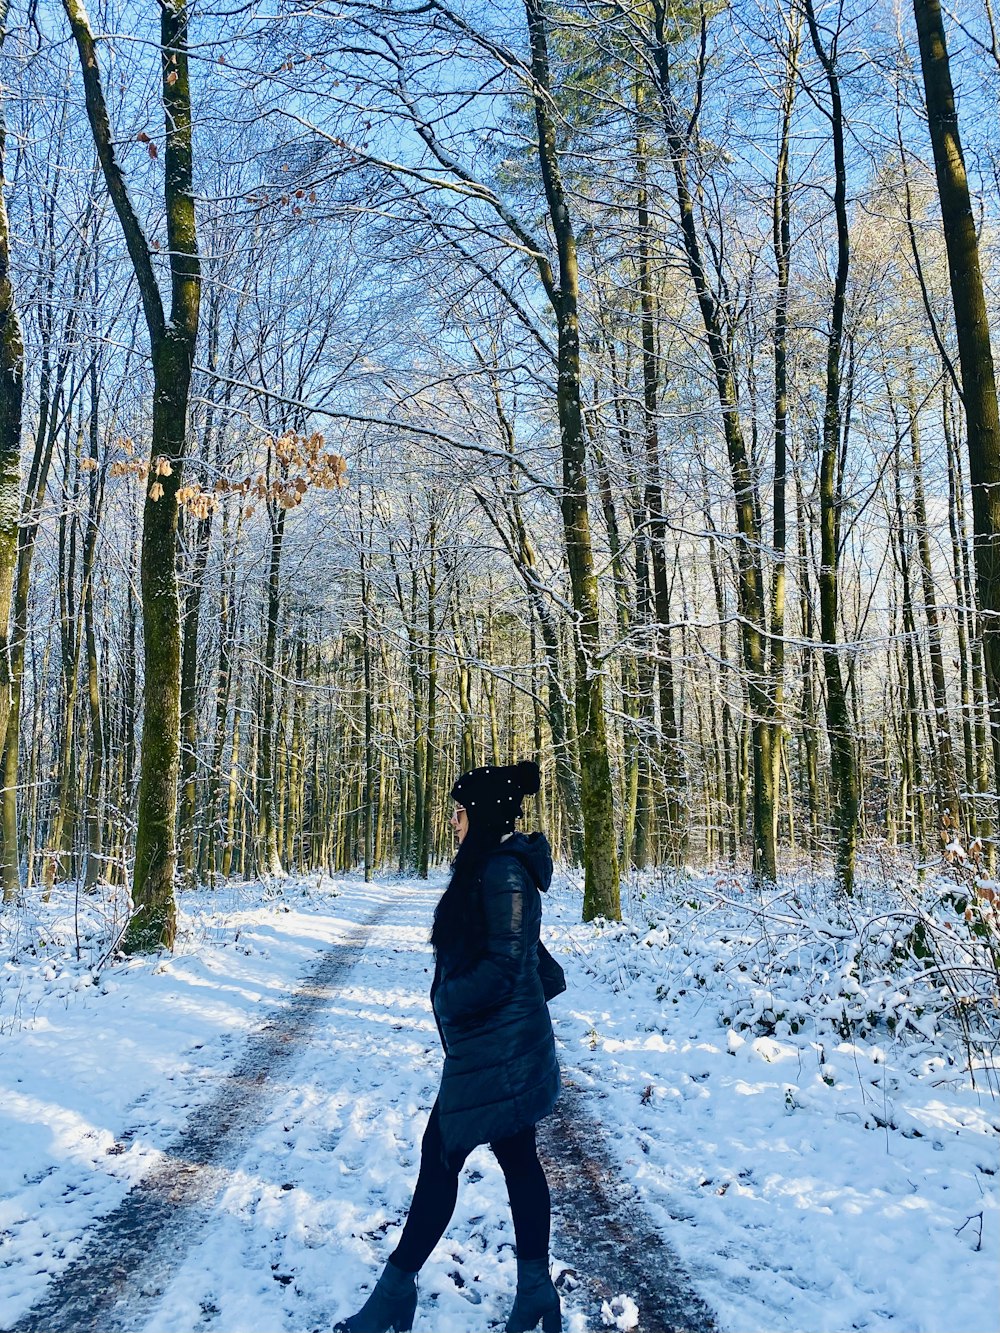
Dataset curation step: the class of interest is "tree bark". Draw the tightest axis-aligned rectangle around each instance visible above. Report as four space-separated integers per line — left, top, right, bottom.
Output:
82 361 104 891
0 0 22 881
635 91 684 851
893 434 927 854
62 0 202 947
420 516 438 878
913 0 1000 812
803 0 860 894
524 0 620 920
44 428 85 892
769 21 799 860
590 433 638 861
178 508 211 883
907 364 960 827
257 488 286 878
945 388 994 859
2 187 92 899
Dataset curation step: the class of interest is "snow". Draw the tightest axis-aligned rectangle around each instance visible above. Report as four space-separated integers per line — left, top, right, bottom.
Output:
601 1294 640 1329
1 867 998 1333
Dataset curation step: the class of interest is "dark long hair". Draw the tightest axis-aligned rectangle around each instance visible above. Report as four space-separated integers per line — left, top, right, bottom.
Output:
430 824 504 960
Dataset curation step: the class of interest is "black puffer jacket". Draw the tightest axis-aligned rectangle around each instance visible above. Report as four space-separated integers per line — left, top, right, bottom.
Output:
431 832 561 1160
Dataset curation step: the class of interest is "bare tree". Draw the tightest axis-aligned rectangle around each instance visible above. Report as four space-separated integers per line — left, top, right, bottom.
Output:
61 0 201 949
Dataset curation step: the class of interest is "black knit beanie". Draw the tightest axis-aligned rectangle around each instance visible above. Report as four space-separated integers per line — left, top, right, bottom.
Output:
451 760 541 836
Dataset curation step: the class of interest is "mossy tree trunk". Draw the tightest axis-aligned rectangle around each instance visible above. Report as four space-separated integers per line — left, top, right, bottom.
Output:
0 0 22 865
913 0 1000 818
62 0 201 949
525 0 620 921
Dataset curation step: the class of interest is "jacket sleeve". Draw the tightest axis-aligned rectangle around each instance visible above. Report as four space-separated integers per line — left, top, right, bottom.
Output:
435 858 527 1021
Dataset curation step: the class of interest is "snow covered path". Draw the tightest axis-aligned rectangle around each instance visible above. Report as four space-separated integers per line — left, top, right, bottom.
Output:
5 879 710 1333
7 903 390 1333
2 869 998 1333
537 1083 713 1333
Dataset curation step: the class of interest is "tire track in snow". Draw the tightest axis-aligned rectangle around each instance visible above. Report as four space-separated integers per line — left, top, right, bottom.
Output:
540 1082 717 1333
6 900 392 1333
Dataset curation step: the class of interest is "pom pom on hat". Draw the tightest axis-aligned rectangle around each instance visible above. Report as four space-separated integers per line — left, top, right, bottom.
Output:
515 759 541 796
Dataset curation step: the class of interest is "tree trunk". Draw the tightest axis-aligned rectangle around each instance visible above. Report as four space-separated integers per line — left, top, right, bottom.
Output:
222 663 242 881
525 0 619 920
0 0 21 805
63 0 201 949
913 0 1000 813
360 540 375 880
590 434 638 861
945 396 979 842
703 477 738 862
82 362 104 891
945 388 994 860
257 493 285 878
893 440 927 854
635 91 684 850
420 517 437 877
907 365 960 828
649 5 774 884
178 509 211 883
794 463 822 850
1 193 92 899
108 520 140 883
769 22 799 862
44 427 84 893
472 441 584 862
451 606 477 774
803 0 860 894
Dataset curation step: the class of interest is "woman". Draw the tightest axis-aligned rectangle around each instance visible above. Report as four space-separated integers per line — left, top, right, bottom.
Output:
336 760 563 1333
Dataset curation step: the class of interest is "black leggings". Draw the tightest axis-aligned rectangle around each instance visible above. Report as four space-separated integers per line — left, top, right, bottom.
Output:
389 1101 551 1273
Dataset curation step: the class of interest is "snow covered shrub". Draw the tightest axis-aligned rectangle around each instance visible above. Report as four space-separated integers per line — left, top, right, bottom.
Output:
877 842 1000 1088
604 855 997 1092
795 868 992 1084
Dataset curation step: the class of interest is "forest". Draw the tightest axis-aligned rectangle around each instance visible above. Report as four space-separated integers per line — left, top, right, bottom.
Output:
1 0 999 952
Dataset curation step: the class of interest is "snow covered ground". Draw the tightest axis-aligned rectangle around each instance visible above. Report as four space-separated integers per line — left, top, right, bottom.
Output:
1 864 997 1333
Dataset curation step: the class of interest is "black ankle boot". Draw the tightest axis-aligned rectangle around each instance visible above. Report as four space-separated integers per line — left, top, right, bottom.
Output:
505 1257 562 1333
334 1259 418 1333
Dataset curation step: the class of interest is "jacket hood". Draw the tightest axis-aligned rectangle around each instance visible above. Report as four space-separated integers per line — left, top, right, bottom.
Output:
493 831 553 892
